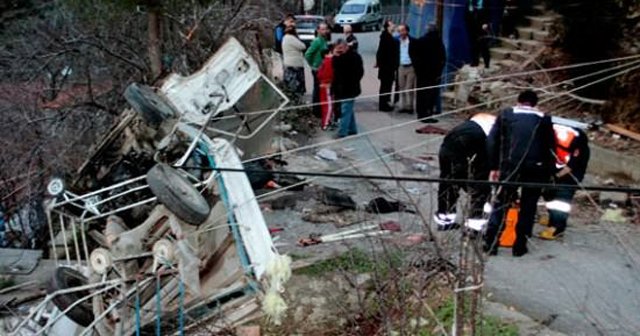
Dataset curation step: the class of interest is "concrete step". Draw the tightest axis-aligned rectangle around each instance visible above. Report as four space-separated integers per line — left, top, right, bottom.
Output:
526 15 558 31
499 38 545 52
517 27 552 42
490 47 529 61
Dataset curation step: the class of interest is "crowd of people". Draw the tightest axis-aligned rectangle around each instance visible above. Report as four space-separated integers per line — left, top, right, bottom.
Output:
274 13 590 258
275 14 448 136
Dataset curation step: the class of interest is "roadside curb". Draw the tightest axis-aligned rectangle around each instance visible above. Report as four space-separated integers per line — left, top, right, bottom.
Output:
587 144 640 182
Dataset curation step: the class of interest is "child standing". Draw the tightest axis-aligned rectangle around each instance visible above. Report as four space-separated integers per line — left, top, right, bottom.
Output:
317 45 335 130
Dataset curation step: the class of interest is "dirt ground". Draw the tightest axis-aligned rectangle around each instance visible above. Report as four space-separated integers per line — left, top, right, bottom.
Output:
264 31 640 335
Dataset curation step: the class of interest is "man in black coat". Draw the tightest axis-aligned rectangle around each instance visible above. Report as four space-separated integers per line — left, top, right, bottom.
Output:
415 24 446 123
484 90 556 257
375 20 399 112
333 39 364 138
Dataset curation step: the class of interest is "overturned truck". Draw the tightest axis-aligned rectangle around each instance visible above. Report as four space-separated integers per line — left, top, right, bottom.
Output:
7 38 291 335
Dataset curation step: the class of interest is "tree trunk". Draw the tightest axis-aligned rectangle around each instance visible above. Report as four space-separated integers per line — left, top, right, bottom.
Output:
148 8 162 79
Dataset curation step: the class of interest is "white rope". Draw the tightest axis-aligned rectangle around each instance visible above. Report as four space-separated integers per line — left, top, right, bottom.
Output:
194 60 640 236
208 54 640 121
242 58 640 165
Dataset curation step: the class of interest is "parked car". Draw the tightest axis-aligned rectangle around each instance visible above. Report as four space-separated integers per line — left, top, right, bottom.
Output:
295 15 326 46
334 0 382 32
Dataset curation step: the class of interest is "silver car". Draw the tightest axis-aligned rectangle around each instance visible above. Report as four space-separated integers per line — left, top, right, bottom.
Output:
295 15 326 46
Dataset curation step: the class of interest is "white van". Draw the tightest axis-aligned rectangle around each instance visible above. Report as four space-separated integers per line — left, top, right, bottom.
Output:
334 0 382 32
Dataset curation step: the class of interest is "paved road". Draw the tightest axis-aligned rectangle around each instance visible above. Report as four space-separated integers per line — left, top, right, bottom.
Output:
299 31 640 335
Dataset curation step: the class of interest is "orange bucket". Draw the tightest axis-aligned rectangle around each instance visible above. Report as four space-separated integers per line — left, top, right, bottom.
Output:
499 207 519 247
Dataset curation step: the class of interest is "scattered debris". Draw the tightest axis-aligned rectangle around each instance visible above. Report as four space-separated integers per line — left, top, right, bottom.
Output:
415 125 448 135
365 197 415 214
412 163 430 172
600 208 627 223
604 123 640 142
317 186 357 210
298 221 401 247
301 206 372 227
315 148 339 161
266 194 299 210
599 191 628 206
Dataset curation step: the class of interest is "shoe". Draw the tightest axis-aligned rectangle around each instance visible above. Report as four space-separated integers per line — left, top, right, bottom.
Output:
512 245 528 257
434 213 455 225
379 105 394 112
399 109 414 114
420 117 439 124
538 213 549 226
465 218 488 231
538 227 563 240
434 213 459 231
483 242 498 255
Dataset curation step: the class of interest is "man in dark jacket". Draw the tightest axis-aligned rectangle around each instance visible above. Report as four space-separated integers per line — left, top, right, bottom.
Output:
435 113 495 231
484 90 556 256
333 39 364 138
376 20 399 112
538 124 590 240
415 24 446 123
465 0 491 68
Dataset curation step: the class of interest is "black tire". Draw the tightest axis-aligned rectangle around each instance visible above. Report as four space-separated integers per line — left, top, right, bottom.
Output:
146 163 210 225
124 83 177 125
47 267 94 327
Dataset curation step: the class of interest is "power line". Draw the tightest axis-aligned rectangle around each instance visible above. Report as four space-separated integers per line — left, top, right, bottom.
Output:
239 58 640 165
183 166 640 194
204 54 640 121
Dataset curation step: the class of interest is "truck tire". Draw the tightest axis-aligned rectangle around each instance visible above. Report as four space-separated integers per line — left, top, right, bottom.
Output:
124 83 177 125
146 164 210 225
47 267 94 327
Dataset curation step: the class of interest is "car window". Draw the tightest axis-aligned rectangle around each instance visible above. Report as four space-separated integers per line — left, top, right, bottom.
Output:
367 5 372 13
297 19 323 29
341 4 365 14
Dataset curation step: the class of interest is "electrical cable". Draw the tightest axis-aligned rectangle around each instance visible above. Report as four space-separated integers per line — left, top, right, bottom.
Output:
238 57 640 165
182 166 640 193
182 60 640 247
200 54 640 123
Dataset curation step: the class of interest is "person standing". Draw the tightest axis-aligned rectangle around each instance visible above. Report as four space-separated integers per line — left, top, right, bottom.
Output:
484 90 556 256
538 124 590 240
375 20 399 112
397 24 418 113
465 0 491 68
415 24 446 123
435 113 496 231
274 14 296 54
343 24 359 53
332 39 364 138
282 26 307 99
317 46 335 130
305 22 330 117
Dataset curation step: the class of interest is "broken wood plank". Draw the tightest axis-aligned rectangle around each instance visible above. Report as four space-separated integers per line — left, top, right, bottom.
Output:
604 123 640 142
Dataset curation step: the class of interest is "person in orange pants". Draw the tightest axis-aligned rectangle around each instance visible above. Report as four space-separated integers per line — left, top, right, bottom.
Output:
317 45 335 130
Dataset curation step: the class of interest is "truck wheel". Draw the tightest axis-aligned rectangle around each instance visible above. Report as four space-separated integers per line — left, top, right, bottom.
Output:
124 83 177 125
47 267 95 327
146 164 210 225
